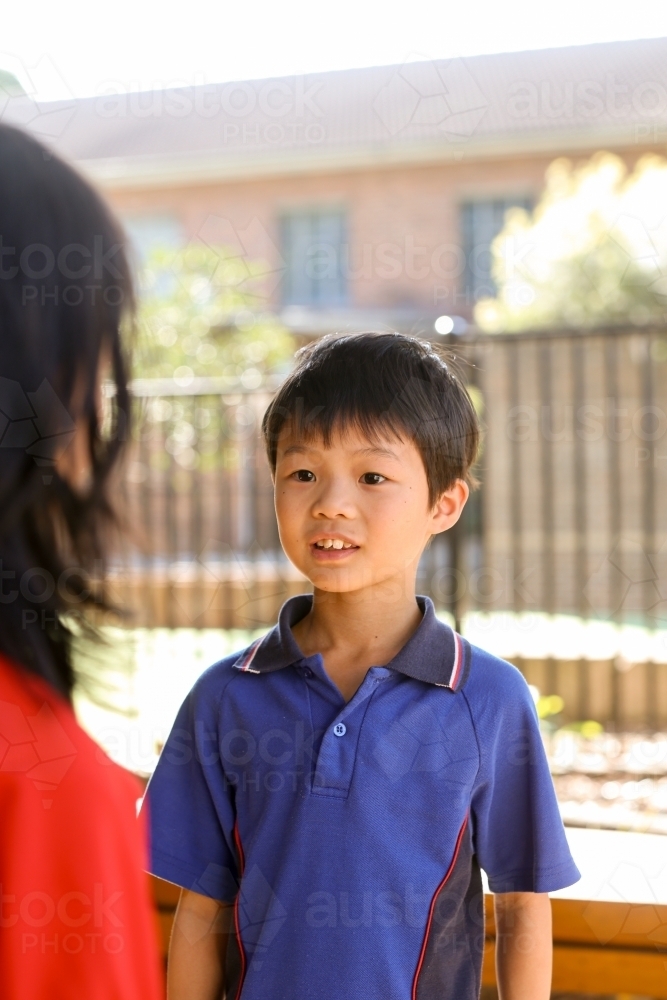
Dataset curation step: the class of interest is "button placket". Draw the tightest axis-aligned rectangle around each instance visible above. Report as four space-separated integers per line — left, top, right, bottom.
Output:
311 669 387 797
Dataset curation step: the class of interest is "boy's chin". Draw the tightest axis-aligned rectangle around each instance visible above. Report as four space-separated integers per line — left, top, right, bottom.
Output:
306 569 412 601
307 573 361 593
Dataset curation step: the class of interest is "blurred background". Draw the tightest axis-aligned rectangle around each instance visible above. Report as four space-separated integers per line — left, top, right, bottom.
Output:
4 3 667 995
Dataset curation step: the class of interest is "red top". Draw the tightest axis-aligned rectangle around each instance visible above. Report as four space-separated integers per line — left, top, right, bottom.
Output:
0 653 164 1000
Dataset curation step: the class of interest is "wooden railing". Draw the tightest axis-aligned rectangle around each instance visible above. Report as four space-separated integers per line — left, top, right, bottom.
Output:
149 875 667 997
484 895 667 997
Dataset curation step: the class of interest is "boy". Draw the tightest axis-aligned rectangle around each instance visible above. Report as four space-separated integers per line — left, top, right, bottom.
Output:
146 333 580 1000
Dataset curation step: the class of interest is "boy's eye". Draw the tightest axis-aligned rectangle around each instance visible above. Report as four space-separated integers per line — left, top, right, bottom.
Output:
293 469 315 482
360 472 386 485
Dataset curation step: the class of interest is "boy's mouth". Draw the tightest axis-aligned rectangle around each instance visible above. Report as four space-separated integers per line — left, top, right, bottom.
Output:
309 536 360 558
313 539 357 550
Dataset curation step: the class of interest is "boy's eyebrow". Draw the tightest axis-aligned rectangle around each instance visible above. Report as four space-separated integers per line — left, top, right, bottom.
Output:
280 444 313 457
281 443 401 460
354 446 401 460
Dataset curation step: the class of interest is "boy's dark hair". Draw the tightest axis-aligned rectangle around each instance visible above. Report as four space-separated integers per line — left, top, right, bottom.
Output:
262 332 480 506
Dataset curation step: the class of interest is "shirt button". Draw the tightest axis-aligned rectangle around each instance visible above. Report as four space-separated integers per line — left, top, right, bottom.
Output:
333 723 347 737
302 667 313 678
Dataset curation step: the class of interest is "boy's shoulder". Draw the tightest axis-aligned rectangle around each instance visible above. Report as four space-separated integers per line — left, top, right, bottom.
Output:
452 642 544 780
188 635 270 703
461 640 537 719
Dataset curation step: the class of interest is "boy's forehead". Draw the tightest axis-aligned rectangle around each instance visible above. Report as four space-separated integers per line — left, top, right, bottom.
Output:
276 424 408 458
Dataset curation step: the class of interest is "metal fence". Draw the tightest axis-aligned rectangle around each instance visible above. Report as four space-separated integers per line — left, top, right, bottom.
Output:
109 326 667 726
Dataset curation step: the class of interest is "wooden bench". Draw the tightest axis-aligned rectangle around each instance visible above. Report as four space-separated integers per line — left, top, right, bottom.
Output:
483 895 667 997
150 877 667 997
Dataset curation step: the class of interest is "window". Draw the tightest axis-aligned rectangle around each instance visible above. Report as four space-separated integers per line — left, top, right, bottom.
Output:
280 209 347 307
460 198 533 303
122 214 184 267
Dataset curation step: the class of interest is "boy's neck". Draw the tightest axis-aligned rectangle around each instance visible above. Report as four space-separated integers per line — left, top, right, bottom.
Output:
291 584 424 701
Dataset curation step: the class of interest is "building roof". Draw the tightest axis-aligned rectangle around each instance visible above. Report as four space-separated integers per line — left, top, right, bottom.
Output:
3 37 667 187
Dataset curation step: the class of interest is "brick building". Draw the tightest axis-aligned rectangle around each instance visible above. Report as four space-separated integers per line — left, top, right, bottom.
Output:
6 36 667 336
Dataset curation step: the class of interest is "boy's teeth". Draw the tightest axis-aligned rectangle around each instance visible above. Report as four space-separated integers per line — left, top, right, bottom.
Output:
315 539 355 550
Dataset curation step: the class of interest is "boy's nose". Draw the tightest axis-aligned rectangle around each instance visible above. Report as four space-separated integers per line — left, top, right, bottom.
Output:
311 479 356 519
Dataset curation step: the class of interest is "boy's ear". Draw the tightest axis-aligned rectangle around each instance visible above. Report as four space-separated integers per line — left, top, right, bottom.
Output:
429 479 469 536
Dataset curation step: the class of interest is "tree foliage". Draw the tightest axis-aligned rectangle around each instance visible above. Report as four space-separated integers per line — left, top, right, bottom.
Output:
133 243 295 386
475 152 667 332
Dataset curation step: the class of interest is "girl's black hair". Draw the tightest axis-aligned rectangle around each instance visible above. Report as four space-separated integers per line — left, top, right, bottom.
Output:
0 124 133 699
262 332 480 506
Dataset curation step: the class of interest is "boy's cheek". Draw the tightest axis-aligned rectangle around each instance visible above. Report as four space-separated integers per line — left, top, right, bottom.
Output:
277 526 308 568
274 509 298 544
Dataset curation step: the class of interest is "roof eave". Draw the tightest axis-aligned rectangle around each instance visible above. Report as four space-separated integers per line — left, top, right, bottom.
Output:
78 124 658 190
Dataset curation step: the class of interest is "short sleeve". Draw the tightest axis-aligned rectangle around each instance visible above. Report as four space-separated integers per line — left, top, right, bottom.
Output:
144 672 239 902
467 656 580 894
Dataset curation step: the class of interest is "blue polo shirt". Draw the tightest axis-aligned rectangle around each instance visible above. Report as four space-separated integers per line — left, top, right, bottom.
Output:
146 595 579 1000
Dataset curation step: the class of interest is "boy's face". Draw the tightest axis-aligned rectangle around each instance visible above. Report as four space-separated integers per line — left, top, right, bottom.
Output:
274 425 468 598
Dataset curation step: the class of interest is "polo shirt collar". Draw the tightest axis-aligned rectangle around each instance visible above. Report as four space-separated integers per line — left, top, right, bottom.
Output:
232 594 470 692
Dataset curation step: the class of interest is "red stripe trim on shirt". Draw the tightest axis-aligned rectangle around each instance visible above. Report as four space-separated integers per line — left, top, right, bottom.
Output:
448 632 463 689
233 821 247 1000
411 813 469 1000
239 638 263 672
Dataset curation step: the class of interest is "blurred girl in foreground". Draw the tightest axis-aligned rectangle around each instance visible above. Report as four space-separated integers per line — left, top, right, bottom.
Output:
0 124 163 999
